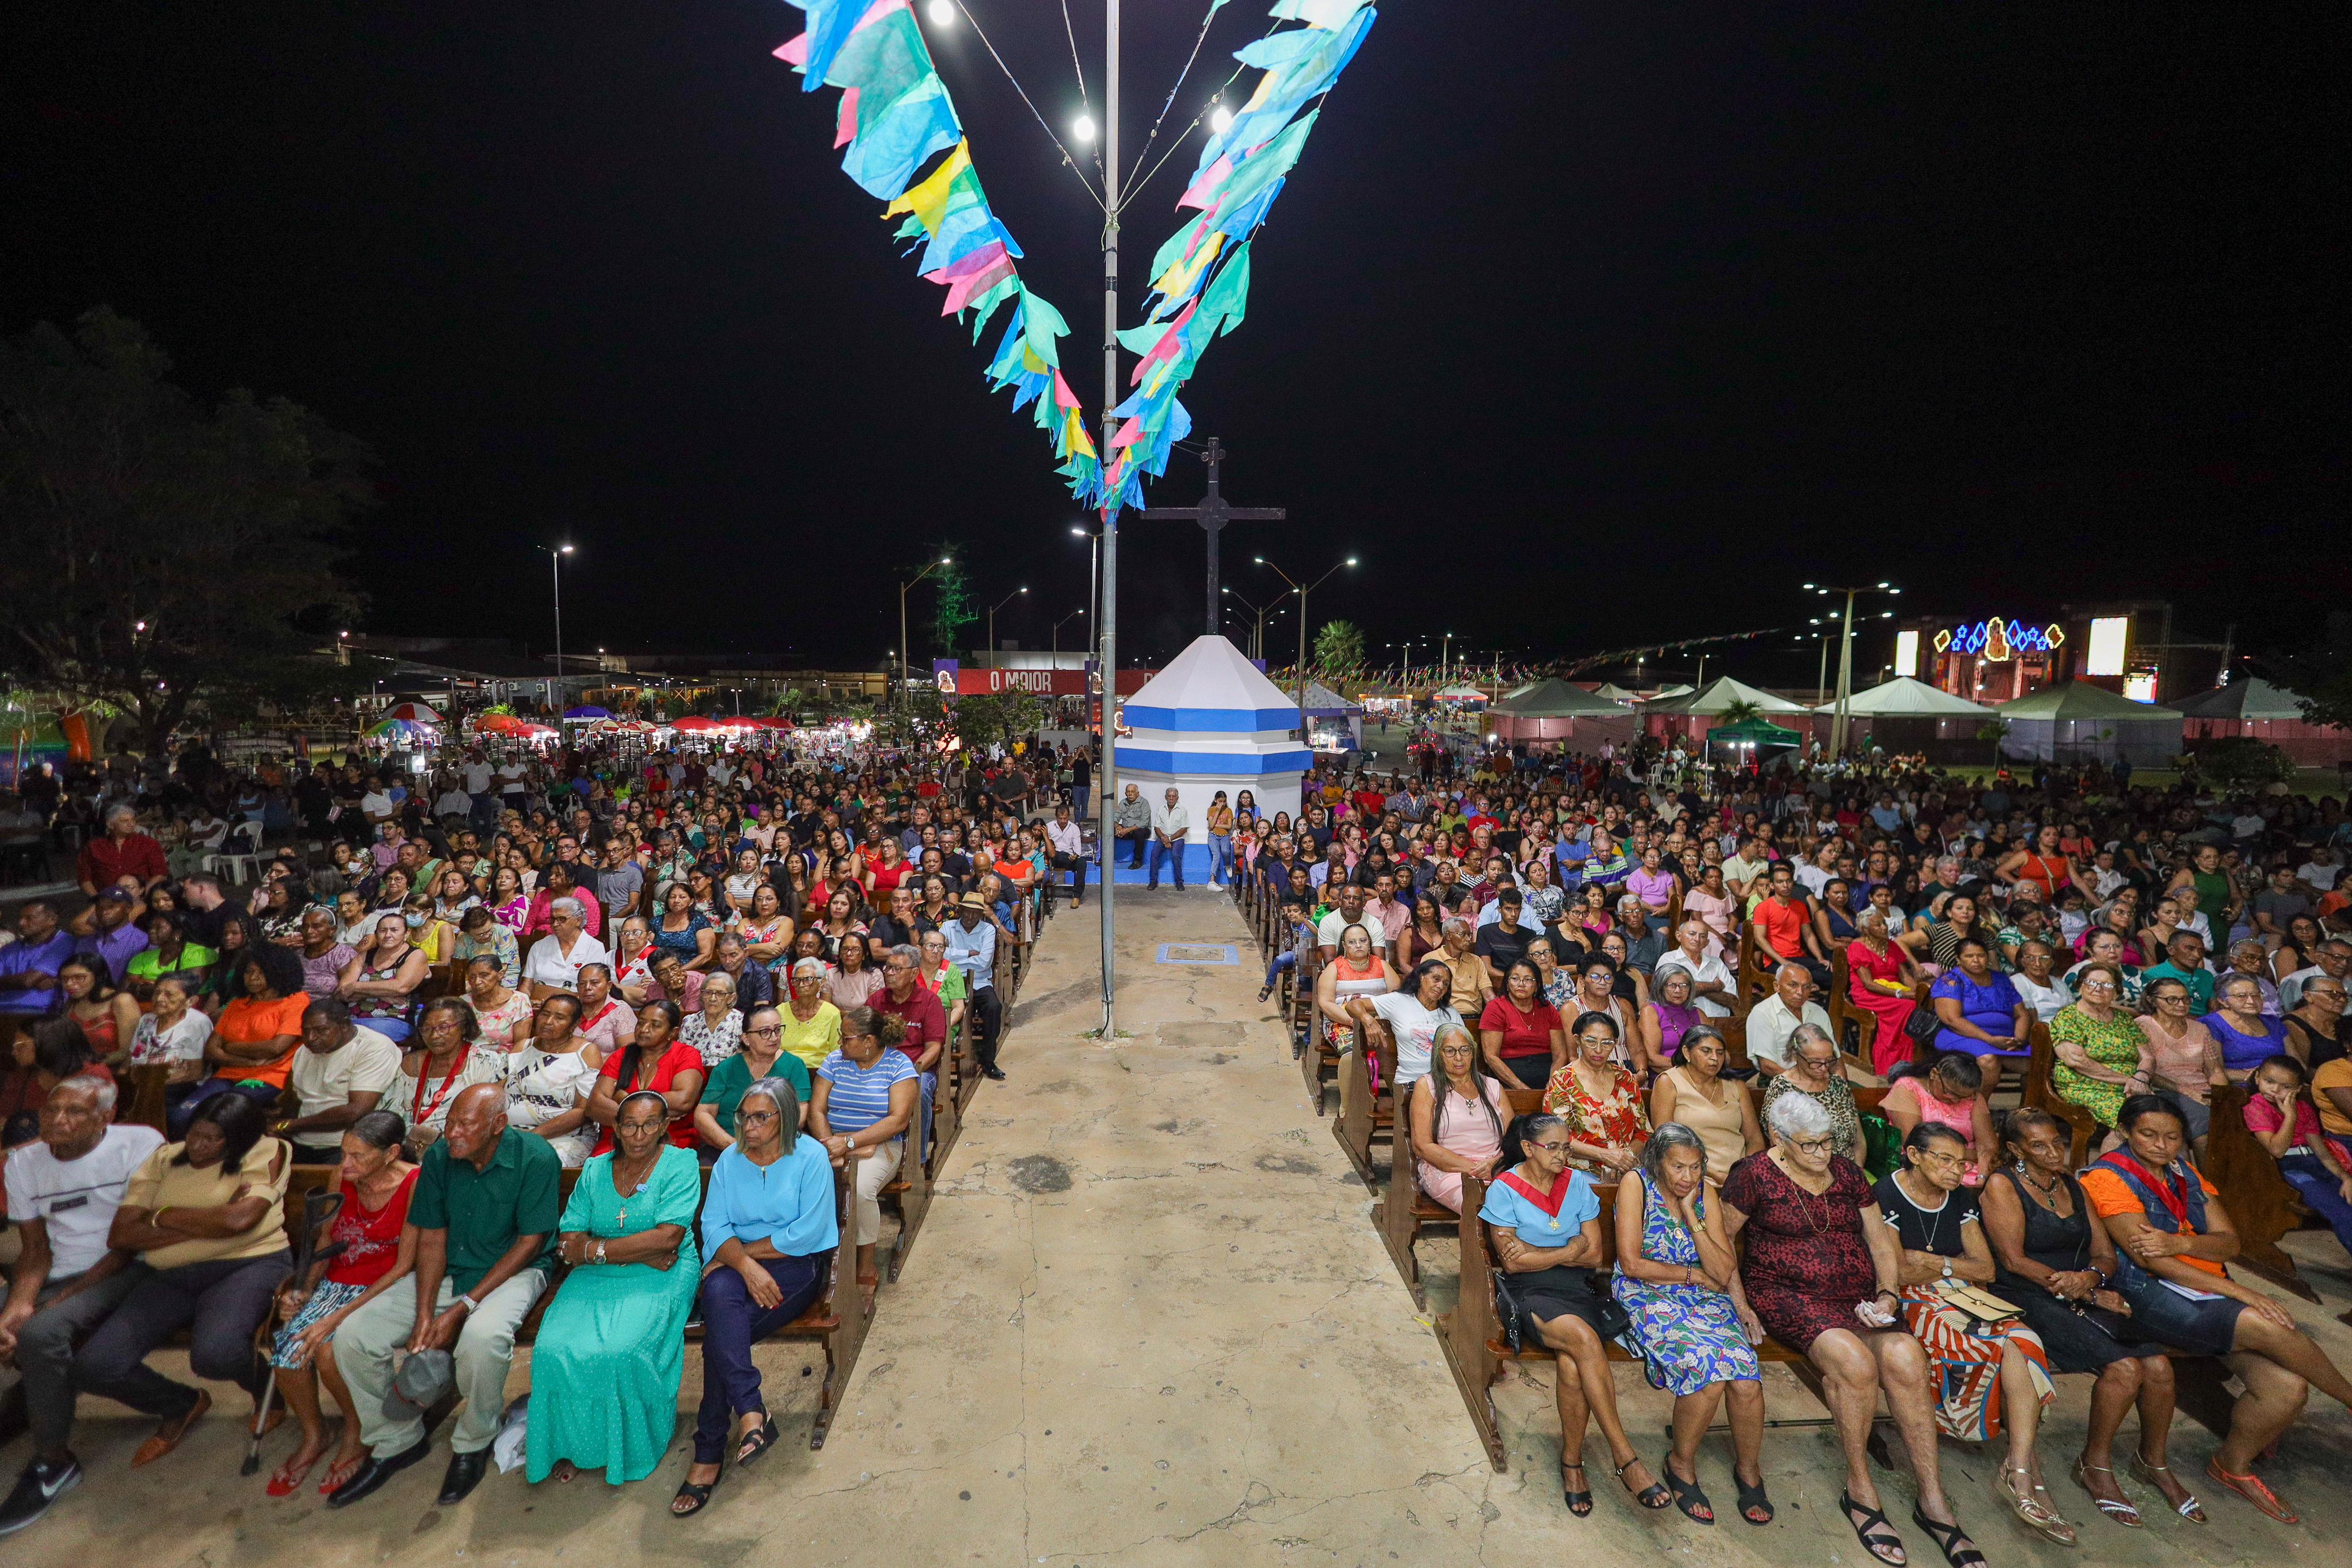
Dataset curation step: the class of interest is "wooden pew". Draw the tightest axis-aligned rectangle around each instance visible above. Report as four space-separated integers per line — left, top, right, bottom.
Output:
2200 1081 2326 1305
1333 1028 1396 1188
2019 1024 2099 1167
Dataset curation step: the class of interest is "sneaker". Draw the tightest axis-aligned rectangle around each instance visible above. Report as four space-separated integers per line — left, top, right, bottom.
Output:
0 1457 81 1535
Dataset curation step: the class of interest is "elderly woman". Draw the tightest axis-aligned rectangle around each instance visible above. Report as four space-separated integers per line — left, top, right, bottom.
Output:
2048 960 2154 1132
336 912 427 1044
672 1075 837 1516
1841 907 1921 1077
1477 1112 1667 1517
812 1005 919 1310
777 956 844 1072
2134 974 2229 1147
1407 1023 1507 1214
1928 936 2029 1091
695 1004 812 1154
2082 1095 2352 1523
1637 966 1706 1067
390 998 507 1150
528 1088 701 1486
2202 974 2288 1082
1649 1025 1762 1184
1761 1023 1864 1168
1436 916 1494 1020
1980 1107 2197 1527
2009 939 2068 1025
1884 1050 1997 1188
680 970 744 1071
1722 1094 1979 1568
1544 1011 1650 1181
263 1108 417 1497
1878 1123 2066 1541
501 993 603 1168
461 951 533 1050
1611 1124 1770 1526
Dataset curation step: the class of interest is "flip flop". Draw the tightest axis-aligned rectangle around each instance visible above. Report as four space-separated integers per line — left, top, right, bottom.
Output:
2204 1458 2297 1524
132 1389 211 1468
318 1454 365 1496
266 1451 322 1498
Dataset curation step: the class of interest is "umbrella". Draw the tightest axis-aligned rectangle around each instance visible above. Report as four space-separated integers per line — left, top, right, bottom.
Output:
381 701 442 723
671 716 721 731
474 713 533 735
362 716 418 739
563 704 613 720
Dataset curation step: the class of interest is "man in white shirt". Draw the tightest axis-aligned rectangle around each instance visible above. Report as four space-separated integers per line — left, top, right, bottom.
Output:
0 1077 163 1528
1044 802 1088 908
1652 919 1737 1017
1148 787 1190 891
281 998 403 1164
2297 847 2341 897
1747 961 1832 1072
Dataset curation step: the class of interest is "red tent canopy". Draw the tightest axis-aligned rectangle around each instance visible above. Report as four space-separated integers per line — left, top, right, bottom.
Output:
670 716 721 731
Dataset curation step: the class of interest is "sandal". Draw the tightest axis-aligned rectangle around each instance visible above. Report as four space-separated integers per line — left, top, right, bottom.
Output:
1661 1456 1714 1524
266 1450 322 1498
318 1454 365 1496
1909 1504 1986 1568
734 1417 780 1466
1560 1460 1592 1517
1735 1473 1774 1526
2204 1458 2297 1524
671 1467 721 1518
2001 1463 2077 1544
1840 1491 1908 1566
2070 1457 2139 1528
2127 1454 2204 1523
1615 1454 1670 1510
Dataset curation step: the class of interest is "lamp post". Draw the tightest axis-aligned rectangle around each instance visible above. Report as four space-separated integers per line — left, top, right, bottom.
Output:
535 543 573 710
1439 631 1455 687
1221 586 1282 661
1257 555 1355 745
1051 608 1085 673
1801 581 1903 755
986 586 1028 663
898 555 951 711
1071 523 1101 670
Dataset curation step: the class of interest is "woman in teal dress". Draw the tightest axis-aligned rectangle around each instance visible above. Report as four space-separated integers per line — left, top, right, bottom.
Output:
527 1089 702 1484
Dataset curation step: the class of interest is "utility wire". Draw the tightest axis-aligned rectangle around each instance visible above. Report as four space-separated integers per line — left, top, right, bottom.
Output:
1055 0 1106 190
1122 0 1226 196
949 0 1104 209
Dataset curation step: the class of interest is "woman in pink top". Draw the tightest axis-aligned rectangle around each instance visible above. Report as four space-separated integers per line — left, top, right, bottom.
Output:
1625 848 1676 933
1679 865 1737 954
1882 1052 1997 1186
1408 1024 1508 1214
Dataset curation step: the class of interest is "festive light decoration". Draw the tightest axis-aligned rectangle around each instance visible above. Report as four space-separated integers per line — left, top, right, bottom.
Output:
1934 620 2066 658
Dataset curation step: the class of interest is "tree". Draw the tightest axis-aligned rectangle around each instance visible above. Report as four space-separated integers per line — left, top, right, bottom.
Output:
0 309 370 758
1975 716 2011 767
2268 643 2352 731
949 690 1043 756
927 544 975 656
1313 618 1365 674
1717 698 1764 727
2187 737 2297 792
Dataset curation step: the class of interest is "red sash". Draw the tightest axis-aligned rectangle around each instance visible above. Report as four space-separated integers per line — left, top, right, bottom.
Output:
1498 1166 1575 1218
2112 1151 2189 1230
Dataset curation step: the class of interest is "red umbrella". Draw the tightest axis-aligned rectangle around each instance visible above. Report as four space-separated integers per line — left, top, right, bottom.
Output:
474 713 531 735
671 716 721 731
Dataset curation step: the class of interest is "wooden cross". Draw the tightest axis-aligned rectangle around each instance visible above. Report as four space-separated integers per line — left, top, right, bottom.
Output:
1138 436 1287 637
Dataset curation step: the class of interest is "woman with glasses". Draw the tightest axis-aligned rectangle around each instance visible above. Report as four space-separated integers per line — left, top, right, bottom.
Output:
2136 976 2228 1147
811 1005 918 1309
528 1088 700 1488
2203 973 2289 1082
2282 967 2346 1071
1543 1012 1650 1182
694 1005 811 1155
1723 1093 1978 1568
1760 1024 1865 1167
2048 960 2154 1133
1477 1112 1667 1518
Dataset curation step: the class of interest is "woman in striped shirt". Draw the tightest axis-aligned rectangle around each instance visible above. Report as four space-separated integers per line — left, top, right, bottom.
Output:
812 1004 918 1310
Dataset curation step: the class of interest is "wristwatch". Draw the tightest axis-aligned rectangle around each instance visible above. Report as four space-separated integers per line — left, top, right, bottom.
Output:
459 1294 481 1313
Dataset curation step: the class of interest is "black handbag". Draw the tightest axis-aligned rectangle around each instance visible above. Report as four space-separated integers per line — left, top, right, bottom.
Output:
1495 1264 1631 1352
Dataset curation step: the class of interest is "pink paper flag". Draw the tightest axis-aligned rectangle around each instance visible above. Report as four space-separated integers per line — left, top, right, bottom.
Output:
776 33 808 65
1177 155 1231 212
939 255 1015 315
833 85 861 148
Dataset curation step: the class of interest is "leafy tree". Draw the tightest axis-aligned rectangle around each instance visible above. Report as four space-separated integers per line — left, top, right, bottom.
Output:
1313 618 1365 674
2268 643 2352 731
2186 737 2296 792
1717 698 1764 727
1974 716 2011 766
0 308 370 758
927 543 975 656
949 690 1042 756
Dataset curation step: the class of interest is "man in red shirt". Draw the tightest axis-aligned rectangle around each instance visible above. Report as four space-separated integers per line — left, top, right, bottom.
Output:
1752 861 1828 991
76 805 167 897
874 944 948 1151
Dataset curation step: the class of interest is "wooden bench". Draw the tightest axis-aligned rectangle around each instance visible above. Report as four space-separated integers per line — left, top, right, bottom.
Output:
2019 1025 2100 1168
2200 1080 2328 1306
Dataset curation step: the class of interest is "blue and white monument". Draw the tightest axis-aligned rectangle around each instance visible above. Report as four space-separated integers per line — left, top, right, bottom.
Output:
1110 635 1308 883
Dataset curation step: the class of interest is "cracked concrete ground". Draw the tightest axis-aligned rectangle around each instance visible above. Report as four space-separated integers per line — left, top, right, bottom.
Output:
11 887 2352 1566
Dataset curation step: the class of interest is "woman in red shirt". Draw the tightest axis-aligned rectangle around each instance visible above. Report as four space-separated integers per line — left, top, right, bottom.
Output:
1478 960 1567 1088
265 1108 418 1498
587 1001 706 1151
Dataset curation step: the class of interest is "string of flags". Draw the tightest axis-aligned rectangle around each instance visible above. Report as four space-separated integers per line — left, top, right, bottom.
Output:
772 0 1377 518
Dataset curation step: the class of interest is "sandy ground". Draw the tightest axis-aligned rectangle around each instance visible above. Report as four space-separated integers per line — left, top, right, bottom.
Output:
7 885 2352 1567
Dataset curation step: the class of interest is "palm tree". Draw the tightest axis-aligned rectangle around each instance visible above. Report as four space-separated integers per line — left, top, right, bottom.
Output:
1717 698 1764 727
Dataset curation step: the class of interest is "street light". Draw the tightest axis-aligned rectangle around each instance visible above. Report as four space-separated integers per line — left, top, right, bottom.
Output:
1806 581 1902 756
1051 607 1086 673
987 585 1028 661
898 556 951 711
1440 631 1456 686
1222 585 1281 661
1071 523 1102 687
536 544 574 708
1257 553 1356 744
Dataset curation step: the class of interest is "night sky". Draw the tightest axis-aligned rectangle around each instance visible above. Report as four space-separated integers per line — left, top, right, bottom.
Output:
6 3 2345 679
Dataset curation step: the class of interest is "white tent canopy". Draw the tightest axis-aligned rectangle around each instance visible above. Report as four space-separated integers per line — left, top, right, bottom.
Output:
1645 677 1808 716
1811 676 1994 718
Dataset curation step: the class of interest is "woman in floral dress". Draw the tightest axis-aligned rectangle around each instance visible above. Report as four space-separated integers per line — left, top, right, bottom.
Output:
1544 1011 1650 1181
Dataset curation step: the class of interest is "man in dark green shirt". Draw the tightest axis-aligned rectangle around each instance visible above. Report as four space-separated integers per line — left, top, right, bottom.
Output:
2141 931 2217 1014
327 1084 560 1510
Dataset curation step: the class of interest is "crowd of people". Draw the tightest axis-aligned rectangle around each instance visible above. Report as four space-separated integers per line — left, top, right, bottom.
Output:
0 734 1087 1532
1240 738 2352 1561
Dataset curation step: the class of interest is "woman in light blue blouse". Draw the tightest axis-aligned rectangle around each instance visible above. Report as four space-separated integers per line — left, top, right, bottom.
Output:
669 1076 838 1518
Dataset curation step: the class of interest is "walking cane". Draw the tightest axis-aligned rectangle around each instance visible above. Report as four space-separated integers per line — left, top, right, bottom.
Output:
241 1186 347 1475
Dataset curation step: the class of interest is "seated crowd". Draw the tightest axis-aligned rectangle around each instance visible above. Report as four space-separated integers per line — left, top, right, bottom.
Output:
0 738 1082 1532
1240 740 2352 1560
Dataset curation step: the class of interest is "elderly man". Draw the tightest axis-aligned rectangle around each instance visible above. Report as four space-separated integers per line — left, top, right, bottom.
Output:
1653 919 1737 1017
875 943 949 1147
0 1077 163 1535
1148 787 1190 891
327 1083 558 1510
2281 937 2352 1013
1316 882 1372 963
945 893 1004 1081
1748 960 1833 1075
278 998 402 1164
1044 800 1088 908
75 805 166 899
1113 784 1152 869
521 896 608 1002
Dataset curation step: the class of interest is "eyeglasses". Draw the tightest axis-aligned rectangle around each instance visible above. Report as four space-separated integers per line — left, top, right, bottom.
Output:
1529 1141 1571 1155
736 1108 780 1126
742 1025 780 1037
1789 1137 1835 1155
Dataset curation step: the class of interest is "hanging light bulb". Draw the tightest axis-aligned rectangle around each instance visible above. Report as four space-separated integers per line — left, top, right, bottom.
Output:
1209 100 1234 134
926 0 955 25
1073 112 1096 144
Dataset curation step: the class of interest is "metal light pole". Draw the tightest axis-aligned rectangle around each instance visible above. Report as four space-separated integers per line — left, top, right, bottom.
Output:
1802 581 1901 755
898 555 951 711
1439 631 1455 686
1051 608 1084 670
1222 586 1280 661
536 543 573 710
1257 555 1355 746
1097 0 1122 1035
986 586 1028 662
1071 525 1101 677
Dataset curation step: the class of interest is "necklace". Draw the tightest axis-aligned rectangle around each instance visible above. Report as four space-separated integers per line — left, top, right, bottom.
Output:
611 1157 655 1225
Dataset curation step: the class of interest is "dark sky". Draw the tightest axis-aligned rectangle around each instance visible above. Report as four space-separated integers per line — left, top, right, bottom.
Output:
7 3 2346 680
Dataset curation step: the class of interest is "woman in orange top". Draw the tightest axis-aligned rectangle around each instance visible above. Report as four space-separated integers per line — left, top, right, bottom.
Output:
2082 1095 2352 1523
1996 828 2077 904
173 943 309 1136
